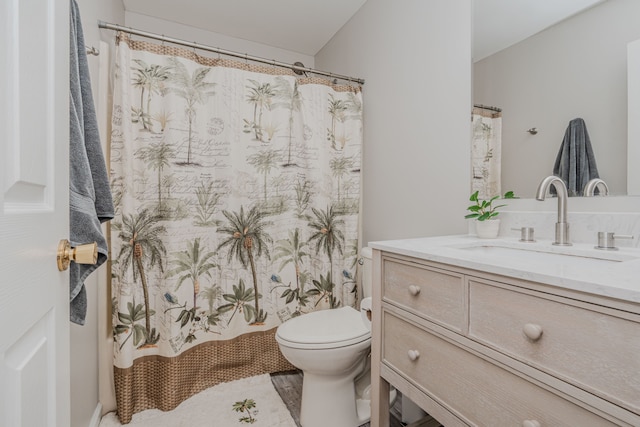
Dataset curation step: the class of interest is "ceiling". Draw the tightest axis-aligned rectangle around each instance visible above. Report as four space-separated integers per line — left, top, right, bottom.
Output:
122 0 368 56
473 0 606 61
122 0 606 58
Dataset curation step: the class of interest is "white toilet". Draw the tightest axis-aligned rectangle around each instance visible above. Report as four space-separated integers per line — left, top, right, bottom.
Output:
276 247 389 427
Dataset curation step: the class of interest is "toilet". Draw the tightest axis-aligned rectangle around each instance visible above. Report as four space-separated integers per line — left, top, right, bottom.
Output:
276 247 391 427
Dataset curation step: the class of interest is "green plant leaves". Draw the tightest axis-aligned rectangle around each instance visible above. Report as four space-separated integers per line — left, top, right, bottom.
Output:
465 190 517 221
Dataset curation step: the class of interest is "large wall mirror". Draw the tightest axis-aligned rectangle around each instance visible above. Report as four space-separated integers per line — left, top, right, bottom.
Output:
473 0 640 198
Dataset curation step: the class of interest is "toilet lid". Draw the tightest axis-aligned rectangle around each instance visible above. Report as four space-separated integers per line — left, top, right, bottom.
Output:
276 306 370 349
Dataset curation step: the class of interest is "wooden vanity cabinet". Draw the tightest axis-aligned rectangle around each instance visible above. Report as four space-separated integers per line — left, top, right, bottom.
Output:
371 250 640 427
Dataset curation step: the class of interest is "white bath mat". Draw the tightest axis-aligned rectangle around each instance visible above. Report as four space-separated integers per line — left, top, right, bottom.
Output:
99 374 297 427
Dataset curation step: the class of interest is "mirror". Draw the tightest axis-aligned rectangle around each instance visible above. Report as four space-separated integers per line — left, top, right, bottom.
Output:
473 0 640 197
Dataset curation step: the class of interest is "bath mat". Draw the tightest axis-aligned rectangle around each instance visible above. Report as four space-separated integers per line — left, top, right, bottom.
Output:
99 374 297 427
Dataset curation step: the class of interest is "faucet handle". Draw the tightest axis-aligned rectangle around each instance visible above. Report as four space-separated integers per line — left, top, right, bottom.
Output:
595 232 634 250
584 179 609 196
511 227 535 242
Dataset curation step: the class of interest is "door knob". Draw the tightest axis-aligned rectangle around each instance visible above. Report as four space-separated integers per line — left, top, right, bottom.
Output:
57 239 98 271
523 323 543 341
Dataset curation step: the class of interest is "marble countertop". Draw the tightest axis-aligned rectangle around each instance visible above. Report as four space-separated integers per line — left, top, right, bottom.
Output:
369 234 640 304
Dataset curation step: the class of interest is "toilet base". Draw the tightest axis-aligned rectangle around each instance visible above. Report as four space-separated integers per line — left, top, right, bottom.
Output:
354 365 397 425
300 371 361 427
299 365 397 427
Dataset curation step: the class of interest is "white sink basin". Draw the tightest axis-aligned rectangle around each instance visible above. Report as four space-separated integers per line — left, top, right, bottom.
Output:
451 241 640 266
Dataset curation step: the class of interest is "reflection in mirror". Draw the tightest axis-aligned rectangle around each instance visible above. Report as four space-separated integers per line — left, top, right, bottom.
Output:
629 38 640 195
473 0 640 198
471 105 502 199
552 117 600 197
584 178 609 196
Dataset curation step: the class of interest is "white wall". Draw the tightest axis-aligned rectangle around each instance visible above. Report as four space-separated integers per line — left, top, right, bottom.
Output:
124 12 315 68
474 0 640 198
315 0 473 245
72 3 124 427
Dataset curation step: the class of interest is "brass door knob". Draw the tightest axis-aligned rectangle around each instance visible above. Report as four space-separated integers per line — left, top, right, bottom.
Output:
57 239 98 271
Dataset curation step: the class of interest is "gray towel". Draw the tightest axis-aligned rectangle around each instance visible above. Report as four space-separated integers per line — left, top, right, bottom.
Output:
70 0 114 325
552 118 600 197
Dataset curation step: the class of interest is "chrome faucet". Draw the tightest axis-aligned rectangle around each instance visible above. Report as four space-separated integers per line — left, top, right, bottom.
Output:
535 176 572 246
583 178 609 196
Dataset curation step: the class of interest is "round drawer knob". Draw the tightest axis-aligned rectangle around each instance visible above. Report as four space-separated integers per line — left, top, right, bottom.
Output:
523 323 543 341
522 420 541 427
407 349 420 361
408 285 421 296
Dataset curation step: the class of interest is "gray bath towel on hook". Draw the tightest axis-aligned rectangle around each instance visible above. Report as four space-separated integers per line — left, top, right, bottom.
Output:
70 0 114 325
552 117 600 197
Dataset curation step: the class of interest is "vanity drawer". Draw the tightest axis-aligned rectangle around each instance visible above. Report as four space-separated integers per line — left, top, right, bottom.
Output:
382 311 618 427
468 279 640 414
382 256 464 332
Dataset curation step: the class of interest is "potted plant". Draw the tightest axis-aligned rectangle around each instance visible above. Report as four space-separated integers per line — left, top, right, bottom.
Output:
465 190 516 238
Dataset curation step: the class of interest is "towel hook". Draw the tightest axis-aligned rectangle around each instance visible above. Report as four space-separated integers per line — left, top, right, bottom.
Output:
86 46 99 56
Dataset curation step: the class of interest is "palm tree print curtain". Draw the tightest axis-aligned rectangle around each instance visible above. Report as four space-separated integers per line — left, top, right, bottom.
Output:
109 34 362 423
471 106 502 199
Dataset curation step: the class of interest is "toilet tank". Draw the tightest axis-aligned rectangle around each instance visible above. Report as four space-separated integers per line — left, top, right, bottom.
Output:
360 247 373 299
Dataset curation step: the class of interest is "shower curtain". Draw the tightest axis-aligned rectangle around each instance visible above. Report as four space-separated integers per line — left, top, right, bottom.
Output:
109 33 363 423
471 106 502 198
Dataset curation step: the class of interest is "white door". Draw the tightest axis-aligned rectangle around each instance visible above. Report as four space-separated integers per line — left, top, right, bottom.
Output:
0 0 71 426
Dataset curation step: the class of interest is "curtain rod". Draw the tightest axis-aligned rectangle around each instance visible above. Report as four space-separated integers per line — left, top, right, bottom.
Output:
98 21 365 85
473 103 502 113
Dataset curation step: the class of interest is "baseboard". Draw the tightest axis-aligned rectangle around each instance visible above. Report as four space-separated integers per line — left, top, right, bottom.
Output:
88 403 103 427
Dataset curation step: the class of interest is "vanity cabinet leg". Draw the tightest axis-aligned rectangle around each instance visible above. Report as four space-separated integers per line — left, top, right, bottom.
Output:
371 368 390 427
371 249 390 427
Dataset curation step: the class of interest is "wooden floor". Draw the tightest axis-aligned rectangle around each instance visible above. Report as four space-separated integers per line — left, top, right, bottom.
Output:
270 370 405 427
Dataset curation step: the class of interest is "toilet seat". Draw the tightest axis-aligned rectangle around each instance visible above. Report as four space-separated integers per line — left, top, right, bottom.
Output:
276 306 371 350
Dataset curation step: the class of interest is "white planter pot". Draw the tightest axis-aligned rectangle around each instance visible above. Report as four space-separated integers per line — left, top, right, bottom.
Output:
475 219 500 239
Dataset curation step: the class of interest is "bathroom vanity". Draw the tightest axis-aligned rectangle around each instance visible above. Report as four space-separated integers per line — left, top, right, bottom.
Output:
369 236 640 427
